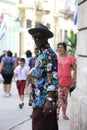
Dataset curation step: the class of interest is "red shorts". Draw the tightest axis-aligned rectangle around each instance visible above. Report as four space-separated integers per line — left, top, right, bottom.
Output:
16 80 26 95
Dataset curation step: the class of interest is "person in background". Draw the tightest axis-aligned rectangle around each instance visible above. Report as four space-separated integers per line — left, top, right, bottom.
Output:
0 50 16 97
0 50 7 63
29 47 39 69
27 47 39 95
24 50 32 95
25 50 32 66
28 47 39 118
28 22 59 130
57 42 77 120
14 58 30 109
14 52 19 66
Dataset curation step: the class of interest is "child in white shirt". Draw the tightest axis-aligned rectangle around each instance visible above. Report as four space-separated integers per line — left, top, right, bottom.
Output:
14 58 30 109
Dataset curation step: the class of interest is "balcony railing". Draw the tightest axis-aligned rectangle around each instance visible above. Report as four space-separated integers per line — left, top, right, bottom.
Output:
59 8 74 20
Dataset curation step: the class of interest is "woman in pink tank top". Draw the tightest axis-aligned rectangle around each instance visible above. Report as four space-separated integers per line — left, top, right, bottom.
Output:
57 42 77 120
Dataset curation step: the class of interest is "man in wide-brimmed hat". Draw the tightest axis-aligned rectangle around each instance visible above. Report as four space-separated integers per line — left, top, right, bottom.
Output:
28 22 59 130
28 22 53 37
28 22 53 49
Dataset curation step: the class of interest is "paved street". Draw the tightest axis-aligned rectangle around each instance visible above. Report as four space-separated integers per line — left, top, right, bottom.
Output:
0 80 71 130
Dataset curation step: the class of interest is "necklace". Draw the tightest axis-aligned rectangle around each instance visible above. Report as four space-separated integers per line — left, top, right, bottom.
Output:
58 54 67 70
62 60 64 70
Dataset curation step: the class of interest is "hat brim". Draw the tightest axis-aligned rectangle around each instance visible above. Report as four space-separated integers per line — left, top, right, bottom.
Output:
28 28 53 38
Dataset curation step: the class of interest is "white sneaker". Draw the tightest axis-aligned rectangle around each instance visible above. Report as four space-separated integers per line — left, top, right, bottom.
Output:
3 92 7 97
6 93 11 97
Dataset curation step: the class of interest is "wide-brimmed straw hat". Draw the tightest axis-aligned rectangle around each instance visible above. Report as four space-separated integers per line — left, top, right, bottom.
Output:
28 22 53 38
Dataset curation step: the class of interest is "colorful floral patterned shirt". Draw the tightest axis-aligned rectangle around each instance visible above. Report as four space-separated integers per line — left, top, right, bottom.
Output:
29 43 59 108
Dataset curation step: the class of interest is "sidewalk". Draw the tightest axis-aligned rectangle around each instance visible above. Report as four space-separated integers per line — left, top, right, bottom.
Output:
12 106 71 130
0 81 32 130
0 81 71 130
12 98 71 130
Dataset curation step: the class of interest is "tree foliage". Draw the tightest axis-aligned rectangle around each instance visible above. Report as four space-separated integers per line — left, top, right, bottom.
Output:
65 30 77 57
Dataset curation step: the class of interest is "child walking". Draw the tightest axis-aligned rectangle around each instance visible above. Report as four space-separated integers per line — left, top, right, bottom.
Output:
14 58 30 109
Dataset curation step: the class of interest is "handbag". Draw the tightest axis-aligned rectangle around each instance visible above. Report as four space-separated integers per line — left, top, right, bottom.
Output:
69 84 76 95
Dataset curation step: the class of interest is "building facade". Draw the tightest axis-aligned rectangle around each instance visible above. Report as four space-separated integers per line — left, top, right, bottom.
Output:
71 0 87 129
0 0 19 56
0 0 75 56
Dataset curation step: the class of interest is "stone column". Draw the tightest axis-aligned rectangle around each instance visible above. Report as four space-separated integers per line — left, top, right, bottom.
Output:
19 8 25 56
71 0 87 130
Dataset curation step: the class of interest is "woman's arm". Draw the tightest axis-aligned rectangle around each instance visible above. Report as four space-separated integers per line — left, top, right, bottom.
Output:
72 62 77 84
0 61 4 74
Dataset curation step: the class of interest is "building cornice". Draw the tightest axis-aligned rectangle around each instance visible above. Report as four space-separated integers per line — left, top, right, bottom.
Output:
17 4 34 10
0 0 17 5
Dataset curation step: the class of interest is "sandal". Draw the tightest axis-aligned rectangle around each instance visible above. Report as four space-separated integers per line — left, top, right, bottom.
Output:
63 115 69 120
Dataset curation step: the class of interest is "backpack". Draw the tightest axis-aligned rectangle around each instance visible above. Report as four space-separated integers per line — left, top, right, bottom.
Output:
2 58 14 75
